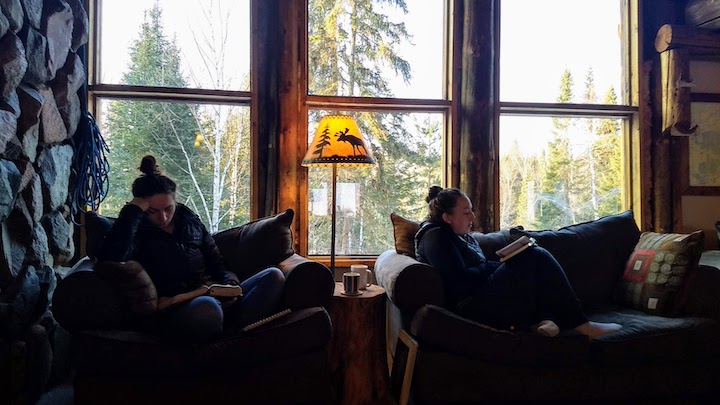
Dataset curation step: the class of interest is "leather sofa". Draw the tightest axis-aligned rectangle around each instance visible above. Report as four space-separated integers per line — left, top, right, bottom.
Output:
53 208 336 404
376 211 720 403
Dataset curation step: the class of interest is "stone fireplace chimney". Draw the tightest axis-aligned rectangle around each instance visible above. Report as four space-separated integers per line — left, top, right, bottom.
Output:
0 0 88 402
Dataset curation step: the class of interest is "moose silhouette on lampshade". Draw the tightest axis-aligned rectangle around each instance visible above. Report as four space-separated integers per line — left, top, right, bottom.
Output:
303 115 375 167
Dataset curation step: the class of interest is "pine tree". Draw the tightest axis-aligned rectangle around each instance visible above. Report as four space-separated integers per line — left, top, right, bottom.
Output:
103 3 250 232
594 86 622 215
308 0 428 255
104 4 200 217
576 67 600 220
537 69 575 229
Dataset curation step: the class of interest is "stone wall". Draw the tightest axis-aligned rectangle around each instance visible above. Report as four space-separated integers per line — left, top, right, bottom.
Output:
0 0 87 403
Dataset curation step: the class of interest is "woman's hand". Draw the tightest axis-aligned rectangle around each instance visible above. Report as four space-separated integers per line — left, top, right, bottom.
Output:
129 196 150 211
220 297 238 308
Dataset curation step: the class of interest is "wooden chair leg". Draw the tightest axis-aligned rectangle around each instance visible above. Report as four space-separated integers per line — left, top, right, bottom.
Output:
397 329 418 405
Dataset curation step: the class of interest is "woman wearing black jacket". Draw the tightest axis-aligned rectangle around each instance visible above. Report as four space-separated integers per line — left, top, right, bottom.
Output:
96 155 285 342
415 186 621 339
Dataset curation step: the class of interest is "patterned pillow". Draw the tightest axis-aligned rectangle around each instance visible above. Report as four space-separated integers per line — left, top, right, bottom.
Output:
390 213 421 257
617 230 704 316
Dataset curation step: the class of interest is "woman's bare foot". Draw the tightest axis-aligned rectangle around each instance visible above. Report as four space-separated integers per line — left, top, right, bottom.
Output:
575 321 622 339
533 320 560 337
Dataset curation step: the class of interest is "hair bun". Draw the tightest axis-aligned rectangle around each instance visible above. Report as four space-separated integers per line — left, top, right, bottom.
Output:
139 155 160 176
426 185 443 203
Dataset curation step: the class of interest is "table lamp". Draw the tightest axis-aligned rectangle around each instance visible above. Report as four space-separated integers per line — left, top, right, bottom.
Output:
302 115 376 271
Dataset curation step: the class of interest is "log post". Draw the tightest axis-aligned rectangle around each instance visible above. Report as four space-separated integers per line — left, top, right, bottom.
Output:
327 283 388 405
655 24 720 53
659 48 697 136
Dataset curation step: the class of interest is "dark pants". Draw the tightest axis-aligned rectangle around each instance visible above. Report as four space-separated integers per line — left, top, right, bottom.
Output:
457 247 587 331
148 267 286 342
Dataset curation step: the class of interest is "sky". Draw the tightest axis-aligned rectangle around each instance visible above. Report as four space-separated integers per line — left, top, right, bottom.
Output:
499 0 624 156
98 0 624 157
99 0 250 90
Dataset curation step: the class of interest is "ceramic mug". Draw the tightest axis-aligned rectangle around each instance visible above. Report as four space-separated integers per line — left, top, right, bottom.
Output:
342 272 361 295
350 264 372 290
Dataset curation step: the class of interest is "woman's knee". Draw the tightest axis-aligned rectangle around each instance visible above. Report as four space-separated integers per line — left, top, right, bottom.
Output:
187 296 224 329
527 246 550 258
260 267 285 286
165 296 223 342
528 247 568 275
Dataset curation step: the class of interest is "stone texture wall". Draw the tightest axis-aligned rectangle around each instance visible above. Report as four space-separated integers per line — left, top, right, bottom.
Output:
0 0 87 403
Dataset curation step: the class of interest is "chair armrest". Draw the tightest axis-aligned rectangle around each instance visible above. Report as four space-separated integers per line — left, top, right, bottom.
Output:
686 250 720 320
278 254 334 309
374 250 444 316
52 258 131 332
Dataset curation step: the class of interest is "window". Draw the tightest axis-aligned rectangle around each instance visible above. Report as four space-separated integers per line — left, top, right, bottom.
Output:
89 0 251 232
306 0 447 257
498 0 638 229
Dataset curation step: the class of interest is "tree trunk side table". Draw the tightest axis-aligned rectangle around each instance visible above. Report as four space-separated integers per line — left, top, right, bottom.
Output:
328 282 388 405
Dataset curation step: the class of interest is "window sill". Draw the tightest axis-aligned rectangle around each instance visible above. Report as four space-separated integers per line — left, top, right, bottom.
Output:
308 255 377 270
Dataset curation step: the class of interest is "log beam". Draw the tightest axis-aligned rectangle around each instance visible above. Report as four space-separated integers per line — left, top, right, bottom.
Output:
655 24 720 53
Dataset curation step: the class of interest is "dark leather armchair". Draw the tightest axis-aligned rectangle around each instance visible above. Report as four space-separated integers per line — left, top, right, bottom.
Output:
53 209 335 404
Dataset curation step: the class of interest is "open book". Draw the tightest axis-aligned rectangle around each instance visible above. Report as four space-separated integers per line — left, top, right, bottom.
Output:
157 283 243 311
495 235 537 263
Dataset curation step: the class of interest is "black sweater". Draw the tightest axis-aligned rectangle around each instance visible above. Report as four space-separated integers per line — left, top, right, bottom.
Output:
415 221 500 309
96 203 239 297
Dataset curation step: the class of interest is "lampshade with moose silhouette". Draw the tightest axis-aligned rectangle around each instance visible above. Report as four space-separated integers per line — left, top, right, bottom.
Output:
302 115 375 167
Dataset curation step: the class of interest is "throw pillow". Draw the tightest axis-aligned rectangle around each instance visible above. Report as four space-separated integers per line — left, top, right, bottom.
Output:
617 230 704 316
390 212 421 257
212 209 295 280
94 260 158 315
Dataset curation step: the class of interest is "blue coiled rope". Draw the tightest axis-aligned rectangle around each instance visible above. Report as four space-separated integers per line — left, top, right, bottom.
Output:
71 111 110 219
70 43 111 226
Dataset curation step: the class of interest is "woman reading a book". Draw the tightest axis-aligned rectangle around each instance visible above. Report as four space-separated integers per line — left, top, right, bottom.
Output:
96 155 285 342
415 186 621 339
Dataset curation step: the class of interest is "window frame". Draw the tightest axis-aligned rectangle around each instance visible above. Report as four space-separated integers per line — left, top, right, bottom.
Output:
85 0 258 225
84 0 645 264
296 0 457 262
495 0 643 229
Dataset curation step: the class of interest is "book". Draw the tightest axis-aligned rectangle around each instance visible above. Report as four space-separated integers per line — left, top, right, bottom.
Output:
241 308 292 332
157 283 243 311
206 283 243 298
495 235 537 263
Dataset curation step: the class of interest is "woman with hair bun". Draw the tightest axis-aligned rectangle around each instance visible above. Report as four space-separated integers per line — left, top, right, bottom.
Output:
415 186 621 339
96 155 285 342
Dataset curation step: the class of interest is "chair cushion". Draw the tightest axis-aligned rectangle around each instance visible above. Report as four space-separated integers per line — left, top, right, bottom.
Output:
587 308 720 366
212 209 295 280
84 211 115 260
390 212 421 257
94 260 158 315
616 230 704 316
411 304 589 367
514 211 641 311
72 307 332 378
